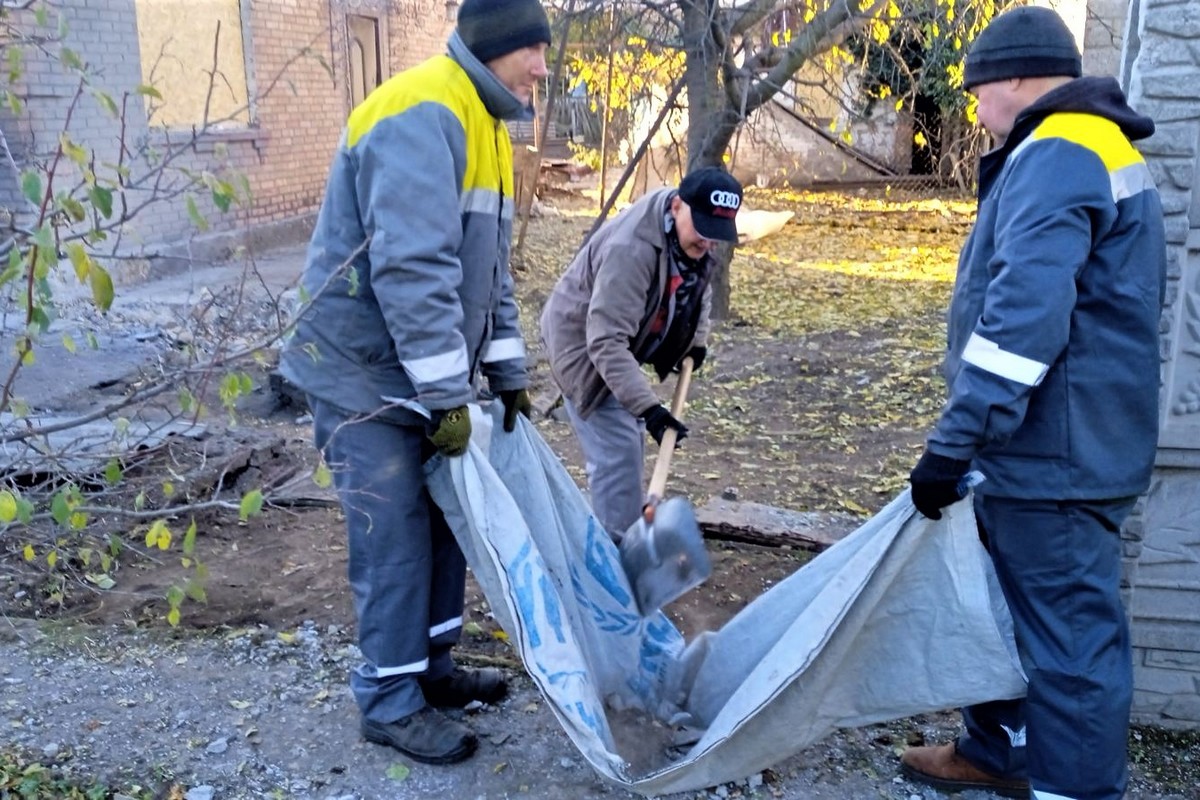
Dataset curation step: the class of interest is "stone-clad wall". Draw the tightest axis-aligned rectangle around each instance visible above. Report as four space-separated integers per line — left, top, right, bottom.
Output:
1124 0 1200 728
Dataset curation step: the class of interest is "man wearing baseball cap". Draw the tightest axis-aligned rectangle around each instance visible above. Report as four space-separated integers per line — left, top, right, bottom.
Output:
540 166 743 541
900 6 1165 800
280 0 551 765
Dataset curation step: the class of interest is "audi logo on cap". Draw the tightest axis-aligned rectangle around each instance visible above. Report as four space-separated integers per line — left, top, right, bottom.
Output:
710 190 741 210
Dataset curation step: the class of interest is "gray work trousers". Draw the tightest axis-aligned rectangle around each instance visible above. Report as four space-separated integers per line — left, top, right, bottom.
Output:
957 495 1136 800
565 393 645 539
310 397 465 723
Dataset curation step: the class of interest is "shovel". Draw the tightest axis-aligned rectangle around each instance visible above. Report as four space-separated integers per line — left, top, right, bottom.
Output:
619 356 713 616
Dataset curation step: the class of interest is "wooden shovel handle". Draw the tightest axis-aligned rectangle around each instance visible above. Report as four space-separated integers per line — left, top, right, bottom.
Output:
647 356 694 500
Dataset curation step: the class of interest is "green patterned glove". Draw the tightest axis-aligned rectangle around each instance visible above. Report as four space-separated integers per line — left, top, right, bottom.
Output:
499 389 532 432
428 406 471 456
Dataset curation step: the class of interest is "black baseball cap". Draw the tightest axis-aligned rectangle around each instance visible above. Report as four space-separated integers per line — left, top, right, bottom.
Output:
678 166 743 242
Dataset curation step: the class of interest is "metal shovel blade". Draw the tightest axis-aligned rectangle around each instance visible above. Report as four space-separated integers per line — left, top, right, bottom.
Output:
619 495 712 616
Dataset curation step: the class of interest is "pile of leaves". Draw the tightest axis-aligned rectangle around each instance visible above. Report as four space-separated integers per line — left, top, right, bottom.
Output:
0 745 176 800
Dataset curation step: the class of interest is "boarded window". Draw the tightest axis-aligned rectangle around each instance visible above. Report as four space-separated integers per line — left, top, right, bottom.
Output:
134 0 251 128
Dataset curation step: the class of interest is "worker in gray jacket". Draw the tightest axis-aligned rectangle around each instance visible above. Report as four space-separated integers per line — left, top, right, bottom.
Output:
540 167 742 540
279 0 549 765
900 8 1167 800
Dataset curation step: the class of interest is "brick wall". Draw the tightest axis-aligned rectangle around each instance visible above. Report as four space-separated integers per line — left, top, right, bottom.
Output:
0 0 452 265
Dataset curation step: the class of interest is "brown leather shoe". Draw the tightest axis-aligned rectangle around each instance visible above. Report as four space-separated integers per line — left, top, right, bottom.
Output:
900 743 1029 798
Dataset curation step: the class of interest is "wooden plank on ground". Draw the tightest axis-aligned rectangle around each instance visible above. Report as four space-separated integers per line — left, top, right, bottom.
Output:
695 497 860 552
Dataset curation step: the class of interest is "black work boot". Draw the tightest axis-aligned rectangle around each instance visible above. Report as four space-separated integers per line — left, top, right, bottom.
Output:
420 667 508 708
360 707 477 764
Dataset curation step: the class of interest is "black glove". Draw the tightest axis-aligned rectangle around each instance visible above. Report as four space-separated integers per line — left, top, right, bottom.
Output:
428 405 471 457
499 388 531 432
909 450 971 520
640 404 688 447
677 345 706 373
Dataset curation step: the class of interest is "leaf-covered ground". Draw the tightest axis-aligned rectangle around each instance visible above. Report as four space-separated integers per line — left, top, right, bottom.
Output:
5 185 1199 799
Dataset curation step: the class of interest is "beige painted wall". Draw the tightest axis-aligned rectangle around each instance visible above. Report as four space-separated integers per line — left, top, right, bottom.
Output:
134 0 250 128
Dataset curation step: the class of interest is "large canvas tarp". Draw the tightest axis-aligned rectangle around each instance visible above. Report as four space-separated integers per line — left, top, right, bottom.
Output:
425 404 1026 796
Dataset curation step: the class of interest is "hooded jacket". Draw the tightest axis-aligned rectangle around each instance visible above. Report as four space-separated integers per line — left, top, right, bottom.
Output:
929 77 1167 499
279 33 529 425
540 188 712 419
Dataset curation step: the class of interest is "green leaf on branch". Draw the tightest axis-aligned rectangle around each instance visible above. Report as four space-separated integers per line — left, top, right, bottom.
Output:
58 194 87 222
5 90 23 116
7 47 23 83
187 195 209 232
16 496 33 524
212 188 232 213
178 386 197 414
86 573 116 590
239 489 264 521
50 491 71 526
90 87 119 117
21 170 42 205
88 185 113 218
89 264 114 312
103 458 122 485
313 461 332 489
0 248 22 288
136 84 162 99
0 490 17 523
32 224 55 275
61 332 76 353
67 242 92 282
185 578 207 603
60 46 83 71
29 305 50 333
60 133 88 168
183 518 197 556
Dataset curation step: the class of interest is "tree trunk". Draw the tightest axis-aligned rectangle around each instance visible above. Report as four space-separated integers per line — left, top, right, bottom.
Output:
682 0 742 319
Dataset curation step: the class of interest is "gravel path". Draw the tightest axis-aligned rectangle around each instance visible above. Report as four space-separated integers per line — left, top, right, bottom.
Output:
2 617 1192 800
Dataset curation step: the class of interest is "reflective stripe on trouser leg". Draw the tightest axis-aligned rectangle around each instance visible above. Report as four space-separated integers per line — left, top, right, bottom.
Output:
564 393 645 538
959 495 1134 800
312 397 441 723
425 497 466 682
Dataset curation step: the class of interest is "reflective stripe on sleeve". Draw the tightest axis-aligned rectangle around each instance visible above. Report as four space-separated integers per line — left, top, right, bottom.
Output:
376 657 430 678
403 346 469 385
961 333 1050 387
1032 791 1078 800
482 336 526 363
429 616 463 638
461 187 501 216
1110 161 1155 202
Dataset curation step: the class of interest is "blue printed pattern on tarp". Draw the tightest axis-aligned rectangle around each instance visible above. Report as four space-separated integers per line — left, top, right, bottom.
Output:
424 403 1026 796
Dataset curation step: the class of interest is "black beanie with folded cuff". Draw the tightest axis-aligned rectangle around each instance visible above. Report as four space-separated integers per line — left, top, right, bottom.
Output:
962 6 1082 91
456 0 551 64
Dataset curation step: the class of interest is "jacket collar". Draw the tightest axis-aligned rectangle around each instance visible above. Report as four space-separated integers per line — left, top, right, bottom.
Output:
447 32 535 123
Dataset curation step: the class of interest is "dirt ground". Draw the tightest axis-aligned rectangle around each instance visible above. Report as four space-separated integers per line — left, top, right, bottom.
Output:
3 186 1199 798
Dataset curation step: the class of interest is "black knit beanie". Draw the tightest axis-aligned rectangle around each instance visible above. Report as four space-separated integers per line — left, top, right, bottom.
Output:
457 0 551 64
962 6 1082 90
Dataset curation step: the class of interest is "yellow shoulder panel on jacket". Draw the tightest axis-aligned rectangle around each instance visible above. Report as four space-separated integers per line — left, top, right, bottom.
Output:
1032 112 1143 172
344 56 474 148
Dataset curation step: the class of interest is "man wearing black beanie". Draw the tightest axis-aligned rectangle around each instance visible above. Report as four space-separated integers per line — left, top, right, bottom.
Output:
901 6 1166 800
280 1 550 765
